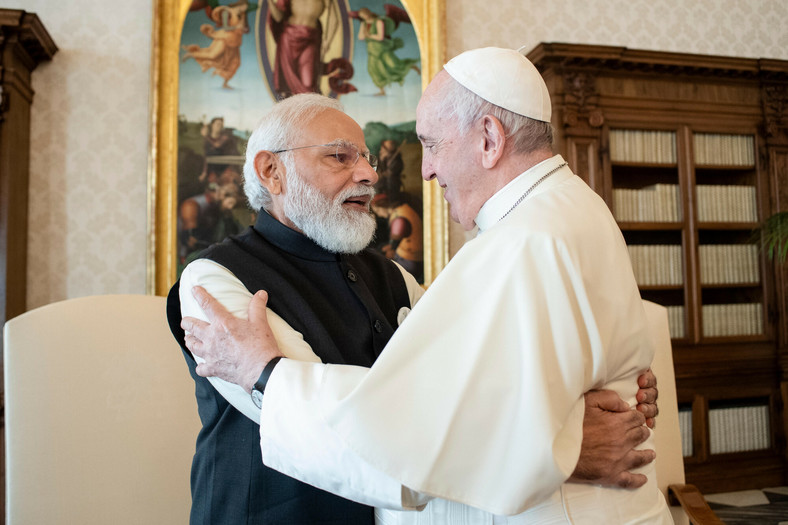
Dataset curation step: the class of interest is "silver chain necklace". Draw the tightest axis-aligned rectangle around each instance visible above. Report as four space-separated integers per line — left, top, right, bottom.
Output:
497 162 568 222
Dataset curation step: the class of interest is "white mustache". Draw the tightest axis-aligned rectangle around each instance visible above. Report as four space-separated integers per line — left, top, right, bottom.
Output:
335 185 376 206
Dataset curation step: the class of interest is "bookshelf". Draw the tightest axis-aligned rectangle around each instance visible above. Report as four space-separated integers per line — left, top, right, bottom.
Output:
610 130 765 343
529 43 788 493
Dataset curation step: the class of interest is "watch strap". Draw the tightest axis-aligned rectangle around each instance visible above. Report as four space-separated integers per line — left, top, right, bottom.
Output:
253 356 283 395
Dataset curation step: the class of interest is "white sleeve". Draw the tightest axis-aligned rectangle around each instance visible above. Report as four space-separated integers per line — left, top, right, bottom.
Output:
392 260 426 308
261 359 431 510
179 259 321 423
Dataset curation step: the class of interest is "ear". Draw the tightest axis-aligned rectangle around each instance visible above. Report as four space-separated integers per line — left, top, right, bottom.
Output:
254 150 284 195
480 115 506 169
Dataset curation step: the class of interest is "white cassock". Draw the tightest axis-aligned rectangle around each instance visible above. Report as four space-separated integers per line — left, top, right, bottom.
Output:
183 155 672 524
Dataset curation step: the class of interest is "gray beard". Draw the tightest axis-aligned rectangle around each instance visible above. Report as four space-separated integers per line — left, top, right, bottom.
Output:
282 168 377 254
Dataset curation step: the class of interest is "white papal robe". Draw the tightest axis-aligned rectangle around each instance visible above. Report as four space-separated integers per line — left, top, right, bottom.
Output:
183 154 672 524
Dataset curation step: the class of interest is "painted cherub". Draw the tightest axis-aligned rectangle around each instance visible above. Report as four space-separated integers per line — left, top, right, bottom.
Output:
182 1 254 89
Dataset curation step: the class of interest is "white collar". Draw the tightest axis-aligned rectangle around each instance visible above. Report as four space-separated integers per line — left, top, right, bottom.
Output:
474 154 568 232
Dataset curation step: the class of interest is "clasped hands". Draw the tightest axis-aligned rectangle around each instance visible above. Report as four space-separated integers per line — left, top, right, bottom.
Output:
182 285 659 489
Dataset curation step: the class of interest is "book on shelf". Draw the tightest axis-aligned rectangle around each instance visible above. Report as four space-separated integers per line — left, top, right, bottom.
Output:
666 305 685 339
696 185 757 222
709 404 770 454
699 244 760 284
694 133 755 166
613 184 681 222
610 129 677 164
701 303 763 337
627 244 683 285
678 408 693 457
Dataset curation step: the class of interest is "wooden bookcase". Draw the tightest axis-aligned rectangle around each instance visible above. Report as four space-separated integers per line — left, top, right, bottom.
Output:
529 43 788 493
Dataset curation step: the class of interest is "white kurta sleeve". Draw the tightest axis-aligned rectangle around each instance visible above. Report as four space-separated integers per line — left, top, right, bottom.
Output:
261 359 431 510
182 257 430 509
179 259 322 422
392 260 426 308
262 229 597 516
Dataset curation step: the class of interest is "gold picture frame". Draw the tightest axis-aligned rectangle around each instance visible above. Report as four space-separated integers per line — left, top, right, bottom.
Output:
147 0 448 295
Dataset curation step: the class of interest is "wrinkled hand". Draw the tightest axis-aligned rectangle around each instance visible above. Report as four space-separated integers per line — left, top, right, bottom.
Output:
181 286 283 392
569 389 655 489
636 368 659 428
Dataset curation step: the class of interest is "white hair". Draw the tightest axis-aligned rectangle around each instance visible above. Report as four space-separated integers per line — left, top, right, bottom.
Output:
243 94 344 211
439 75 554 155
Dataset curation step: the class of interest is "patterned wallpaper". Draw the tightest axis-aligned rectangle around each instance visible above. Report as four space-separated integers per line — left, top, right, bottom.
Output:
6 0 153 309
446 0 788 59
11 0 788 306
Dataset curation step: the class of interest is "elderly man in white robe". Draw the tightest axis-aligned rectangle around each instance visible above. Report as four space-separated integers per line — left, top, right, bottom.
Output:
183 47 672 523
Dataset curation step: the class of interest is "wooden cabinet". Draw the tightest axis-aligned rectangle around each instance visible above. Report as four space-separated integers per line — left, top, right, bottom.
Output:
529 43 788 493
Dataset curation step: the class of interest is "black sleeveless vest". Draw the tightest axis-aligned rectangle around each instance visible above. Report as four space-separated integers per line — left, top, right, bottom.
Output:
167 210 411 525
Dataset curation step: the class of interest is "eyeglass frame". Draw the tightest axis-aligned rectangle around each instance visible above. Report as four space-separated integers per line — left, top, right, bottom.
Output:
271 141 378 171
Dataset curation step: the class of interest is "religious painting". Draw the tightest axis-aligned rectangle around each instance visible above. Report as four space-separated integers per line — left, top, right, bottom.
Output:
174 0 426 281
149 0 446 294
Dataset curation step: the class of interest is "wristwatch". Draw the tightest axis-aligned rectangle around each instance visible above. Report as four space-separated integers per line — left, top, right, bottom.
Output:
251 356 283 408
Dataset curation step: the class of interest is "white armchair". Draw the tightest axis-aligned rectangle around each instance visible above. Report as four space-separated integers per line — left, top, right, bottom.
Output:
645 300 723 525
3 294 200 524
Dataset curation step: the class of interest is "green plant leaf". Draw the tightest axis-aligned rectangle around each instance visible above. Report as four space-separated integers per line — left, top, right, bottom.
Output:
754 211 788 263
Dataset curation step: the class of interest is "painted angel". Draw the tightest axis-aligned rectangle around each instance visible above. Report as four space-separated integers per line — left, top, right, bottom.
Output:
181 1 256 89
353 4 420 96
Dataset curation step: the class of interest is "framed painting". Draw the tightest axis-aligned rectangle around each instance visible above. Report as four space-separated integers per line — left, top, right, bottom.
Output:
148 0 447 295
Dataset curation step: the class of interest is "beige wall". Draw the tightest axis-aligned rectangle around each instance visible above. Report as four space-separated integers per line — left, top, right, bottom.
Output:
11 0 788 307
4 0 153 309
447 0 787 58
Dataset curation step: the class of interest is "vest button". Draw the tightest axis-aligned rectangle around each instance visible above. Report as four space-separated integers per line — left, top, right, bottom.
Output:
347 269 358 282
373 320 383 333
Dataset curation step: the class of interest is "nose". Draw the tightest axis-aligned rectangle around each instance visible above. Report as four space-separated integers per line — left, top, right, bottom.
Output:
353 157 379 186
421 155 436 181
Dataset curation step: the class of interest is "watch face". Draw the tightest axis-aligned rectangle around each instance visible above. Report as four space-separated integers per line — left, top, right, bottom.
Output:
251 389 264 409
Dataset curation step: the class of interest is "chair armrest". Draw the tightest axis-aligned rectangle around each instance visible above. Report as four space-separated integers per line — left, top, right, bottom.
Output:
667 484 724 524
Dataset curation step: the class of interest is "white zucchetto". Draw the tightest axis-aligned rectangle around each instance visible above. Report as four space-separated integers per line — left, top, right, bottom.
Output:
443 47 552 123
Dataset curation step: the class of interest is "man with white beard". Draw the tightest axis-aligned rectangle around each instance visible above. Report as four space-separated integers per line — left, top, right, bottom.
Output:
168 94 416 525
168 93 658 525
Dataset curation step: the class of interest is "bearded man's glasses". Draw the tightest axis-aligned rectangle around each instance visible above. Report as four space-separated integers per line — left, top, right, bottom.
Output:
272 142 379 171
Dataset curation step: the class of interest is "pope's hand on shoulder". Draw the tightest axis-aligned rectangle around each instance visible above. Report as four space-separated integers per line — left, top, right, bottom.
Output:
182 285 283 393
